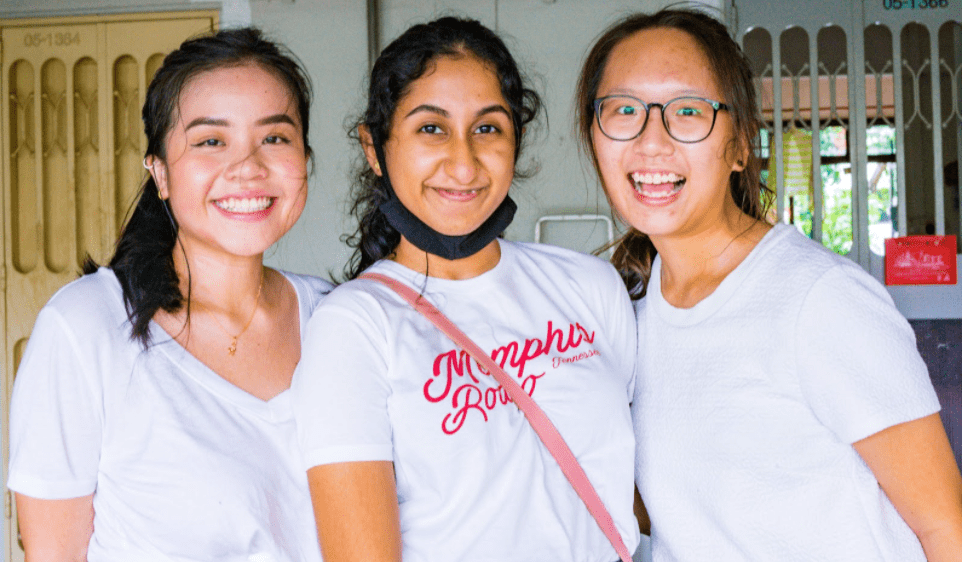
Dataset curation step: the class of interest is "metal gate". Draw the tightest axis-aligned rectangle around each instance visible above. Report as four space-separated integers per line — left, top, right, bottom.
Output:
731 0 961 318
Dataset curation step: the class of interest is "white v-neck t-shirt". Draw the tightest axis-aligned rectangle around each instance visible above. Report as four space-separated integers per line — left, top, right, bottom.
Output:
8 267 331 562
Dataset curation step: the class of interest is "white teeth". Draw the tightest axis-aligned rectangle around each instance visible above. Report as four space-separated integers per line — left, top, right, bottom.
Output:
630 172 685 198
440 188 478 194
215 196 273 213
631 172 684 185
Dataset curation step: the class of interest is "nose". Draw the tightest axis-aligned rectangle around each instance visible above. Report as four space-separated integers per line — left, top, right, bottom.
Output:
633 106 674 157
443 135 481 185
225 146 268 180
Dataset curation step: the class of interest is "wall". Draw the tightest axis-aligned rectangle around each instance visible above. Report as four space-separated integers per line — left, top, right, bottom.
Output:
250 0 370 280
910 319 963 469
257 0 722 279
1 0 722 279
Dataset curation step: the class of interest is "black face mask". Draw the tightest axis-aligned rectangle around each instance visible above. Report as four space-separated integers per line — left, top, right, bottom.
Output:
374 147 516 261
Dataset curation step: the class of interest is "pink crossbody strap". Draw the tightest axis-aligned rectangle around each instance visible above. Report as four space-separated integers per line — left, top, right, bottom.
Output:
360 273 633 562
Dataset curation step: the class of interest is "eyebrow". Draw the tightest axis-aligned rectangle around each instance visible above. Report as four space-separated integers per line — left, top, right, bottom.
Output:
183 114 297 130
603 88 708 100
257 114 298 127
403 104 511 120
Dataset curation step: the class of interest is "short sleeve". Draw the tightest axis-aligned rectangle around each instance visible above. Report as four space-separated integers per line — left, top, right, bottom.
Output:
603 268 637 400
292 294 394 469
795 264 939 444
7 306 104 499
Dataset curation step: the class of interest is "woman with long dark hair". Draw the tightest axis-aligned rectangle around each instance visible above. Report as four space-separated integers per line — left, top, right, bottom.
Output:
577 8 961 561
8 28 328 561
293 16 638 562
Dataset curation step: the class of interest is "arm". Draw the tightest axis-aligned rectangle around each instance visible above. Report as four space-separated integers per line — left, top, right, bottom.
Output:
307 461 401 562
16 493 94 562
853 413 962 562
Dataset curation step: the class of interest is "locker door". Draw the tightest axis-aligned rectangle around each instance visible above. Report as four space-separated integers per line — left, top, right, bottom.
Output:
0 12 215 561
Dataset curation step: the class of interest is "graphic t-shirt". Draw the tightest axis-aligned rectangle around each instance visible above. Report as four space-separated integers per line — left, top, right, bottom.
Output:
294 240 638 562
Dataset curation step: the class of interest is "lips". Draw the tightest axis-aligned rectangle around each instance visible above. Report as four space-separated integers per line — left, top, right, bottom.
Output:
432 187 483 202
214 196 274 214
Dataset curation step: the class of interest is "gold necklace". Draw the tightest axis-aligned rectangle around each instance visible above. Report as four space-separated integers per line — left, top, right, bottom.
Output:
195 268 265 356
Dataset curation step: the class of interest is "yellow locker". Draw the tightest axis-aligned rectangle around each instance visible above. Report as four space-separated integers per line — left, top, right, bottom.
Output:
1 11 217 561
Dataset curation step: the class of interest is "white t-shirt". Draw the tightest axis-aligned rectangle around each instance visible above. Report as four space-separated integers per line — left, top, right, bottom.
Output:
8 267 331 562
634 224 940 562
293 240 639 562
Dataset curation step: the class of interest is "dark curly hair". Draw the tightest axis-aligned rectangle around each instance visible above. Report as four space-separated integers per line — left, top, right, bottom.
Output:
84 27 313 347
342 16 543 280
575 8 772 299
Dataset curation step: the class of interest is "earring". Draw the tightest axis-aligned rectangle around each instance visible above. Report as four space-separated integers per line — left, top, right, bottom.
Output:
373 162 381 174
157 189 167 201
143 157 153 170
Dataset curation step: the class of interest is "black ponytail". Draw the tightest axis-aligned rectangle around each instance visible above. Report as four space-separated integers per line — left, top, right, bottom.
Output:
84 176 181 344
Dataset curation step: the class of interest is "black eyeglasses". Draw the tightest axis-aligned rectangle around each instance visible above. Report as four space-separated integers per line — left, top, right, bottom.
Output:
593 95 730 143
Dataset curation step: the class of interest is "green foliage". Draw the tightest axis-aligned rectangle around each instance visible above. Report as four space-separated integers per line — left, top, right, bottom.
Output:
790 163 850 255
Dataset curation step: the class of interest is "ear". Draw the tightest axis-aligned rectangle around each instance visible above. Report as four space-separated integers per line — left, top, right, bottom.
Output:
145 156 170 199
358 125 382 176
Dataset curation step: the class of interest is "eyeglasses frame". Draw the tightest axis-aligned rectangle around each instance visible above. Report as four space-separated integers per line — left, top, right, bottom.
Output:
592 95 731 144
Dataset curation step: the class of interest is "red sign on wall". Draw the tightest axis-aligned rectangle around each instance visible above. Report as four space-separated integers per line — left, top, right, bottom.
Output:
885 235 958 285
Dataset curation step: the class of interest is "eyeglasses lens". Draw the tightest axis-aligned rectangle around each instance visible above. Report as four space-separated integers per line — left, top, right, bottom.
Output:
597 96 717 142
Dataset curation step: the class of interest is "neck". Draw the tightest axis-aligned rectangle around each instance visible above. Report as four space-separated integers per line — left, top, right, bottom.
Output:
173 245 266 315
651 202 769 307
391 236 502 280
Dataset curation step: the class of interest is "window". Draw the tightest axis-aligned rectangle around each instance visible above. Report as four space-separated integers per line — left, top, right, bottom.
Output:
760 123 898 256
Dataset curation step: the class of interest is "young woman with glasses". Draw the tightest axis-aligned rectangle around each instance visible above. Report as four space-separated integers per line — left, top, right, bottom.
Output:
293 16 639 562
8 29 329 561
576 8 961 561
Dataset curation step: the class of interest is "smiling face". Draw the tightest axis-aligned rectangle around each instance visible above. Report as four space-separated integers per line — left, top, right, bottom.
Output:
369 54 515 237
592 27 747 244
150 63 308 260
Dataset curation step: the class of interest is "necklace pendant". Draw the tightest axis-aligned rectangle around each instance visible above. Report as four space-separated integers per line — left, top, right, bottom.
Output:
228 337 238 356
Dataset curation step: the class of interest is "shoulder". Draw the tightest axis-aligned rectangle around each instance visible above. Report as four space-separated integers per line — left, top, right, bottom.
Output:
278 270 334 310
503 240 623 285
304 263 401 328
24 268 135 378
749 224 865 289
500 241 627 310
41 268 128 331
776 226 887 297
804 260 896 317
759 223 832 264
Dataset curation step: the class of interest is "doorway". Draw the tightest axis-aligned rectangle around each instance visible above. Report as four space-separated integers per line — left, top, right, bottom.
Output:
1 10 217 561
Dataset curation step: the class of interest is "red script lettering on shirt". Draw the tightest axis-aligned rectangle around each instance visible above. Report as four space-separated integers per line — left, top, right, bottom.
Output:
424 320 597 434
